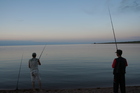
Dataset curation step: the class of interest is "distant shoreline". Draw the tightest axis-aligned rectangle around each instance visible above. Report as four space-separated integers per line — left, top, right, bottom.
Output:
93 41 140 44
0 40 140 46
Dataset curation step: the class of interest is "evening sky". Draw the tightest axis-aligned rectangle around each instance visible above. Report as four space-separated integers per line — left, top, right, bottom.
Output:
0 0 140 44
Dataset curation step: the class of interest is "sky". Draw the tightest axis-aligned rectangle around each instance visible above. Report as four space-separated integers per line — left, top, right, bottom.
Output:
0 0 140 45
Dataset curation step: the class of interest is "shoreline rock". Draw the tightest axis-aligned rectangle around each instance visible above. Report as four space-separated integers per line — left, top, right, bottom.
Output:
0 86 140 93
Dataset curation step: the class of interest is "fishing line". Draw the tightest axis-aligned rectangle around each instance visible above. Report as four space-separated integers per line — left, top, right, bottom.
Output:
16 53 23 90
108 5 118 50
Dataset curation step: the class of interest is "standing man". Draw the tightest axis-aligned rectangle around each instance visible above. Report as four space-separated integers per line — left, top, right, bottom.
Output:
29 53 42 90
112 49 128 93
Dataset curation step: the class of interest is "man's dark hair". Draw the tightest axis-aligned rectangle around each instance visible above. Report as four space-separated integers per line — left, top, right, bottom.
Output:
116 49 122 56
32 53 36 58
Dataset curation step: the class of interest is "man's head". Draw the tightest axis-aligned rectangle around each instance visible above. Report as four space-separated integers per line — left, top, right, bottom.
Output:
116 49 122 56
32 53 37 58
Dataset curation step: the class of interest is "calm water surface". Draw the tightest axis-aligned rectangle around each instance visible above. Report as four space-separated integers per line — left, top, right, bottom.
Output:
0 44 140 89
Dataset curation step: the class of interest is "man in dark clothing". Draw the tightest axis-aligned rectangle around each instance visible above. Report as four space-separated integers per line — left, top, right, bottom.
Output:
112 49 128 93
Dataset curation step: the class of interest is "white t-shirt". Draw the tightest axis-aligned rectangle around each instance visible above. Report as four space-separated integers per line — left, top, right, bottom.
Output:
29 58 39 71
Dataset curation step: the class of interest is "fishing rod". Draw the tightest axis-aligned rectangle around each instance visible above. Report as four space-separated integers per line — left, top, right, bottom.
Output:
39 44 47 60
108 5 118 50
16 53 23 90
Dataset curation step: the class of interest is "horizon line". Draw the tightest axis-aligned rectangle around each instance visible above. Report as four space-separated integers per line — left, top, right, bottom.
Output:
0 40 140 46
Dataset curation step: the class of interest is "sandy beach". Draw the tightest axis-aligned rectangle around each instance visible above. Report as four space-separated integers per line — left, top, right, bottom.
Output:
0 86 140 93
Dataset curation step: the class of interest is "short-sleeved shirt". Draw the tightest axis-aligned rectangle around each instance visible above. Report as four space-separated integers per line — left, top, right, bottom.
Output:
29 58 39 71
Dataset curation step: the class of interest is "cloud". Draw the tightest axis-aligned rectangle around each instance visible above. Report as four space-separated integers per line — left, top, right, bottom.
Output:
82 8 95 15
119 0 140 13
16 19 24 22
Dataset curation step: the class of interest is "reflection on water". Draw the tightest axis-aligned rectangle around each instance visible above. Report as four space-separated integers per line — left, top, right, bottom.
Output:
0 44 140 89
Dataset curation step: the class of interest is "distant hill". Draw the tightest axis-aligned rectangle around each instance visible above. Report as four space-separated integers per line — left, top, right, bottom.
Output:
94 41 140 44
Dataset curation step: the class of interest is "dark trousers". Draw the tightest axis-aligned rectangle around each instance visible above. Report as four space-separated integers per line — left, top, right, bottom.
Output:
113 73 126 93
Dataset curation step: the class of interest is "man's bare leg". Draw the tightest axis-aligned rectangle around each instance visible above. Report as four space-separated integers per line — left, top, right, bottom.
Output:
39 81 42 89
32 81 35 91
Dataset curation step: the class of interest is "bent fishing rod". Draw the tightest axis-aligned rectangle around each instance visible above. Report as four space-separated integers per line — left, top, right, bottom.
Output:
39 44 47 60
108 5 118 50
16 53 23 90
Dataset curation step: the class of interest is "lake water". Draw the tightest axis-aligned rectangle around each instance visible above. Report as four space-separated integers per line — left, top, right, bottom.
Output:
0 44 140 89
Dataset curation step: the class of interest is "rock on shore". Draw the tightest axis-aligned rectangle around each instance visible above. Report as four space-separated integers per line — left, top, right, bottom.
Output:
0 86 140 93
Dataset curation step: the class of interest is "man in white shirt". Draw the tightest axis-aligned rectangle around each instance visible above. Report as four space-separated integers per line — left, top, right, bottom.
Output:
29 53 42 90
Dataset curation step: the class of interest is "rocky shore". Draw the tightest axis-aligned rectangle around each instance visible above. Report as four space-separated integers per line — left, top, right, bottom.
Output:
0 86 140 93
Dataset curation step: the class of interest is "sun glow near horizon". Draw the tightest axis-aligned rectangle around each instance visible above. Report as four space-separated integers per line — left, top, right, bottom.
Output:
0 0 140 44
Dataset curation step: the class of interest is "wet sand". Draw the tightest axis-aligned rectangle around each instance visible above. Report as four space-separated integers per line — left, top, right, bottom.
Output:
0 86 140 93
